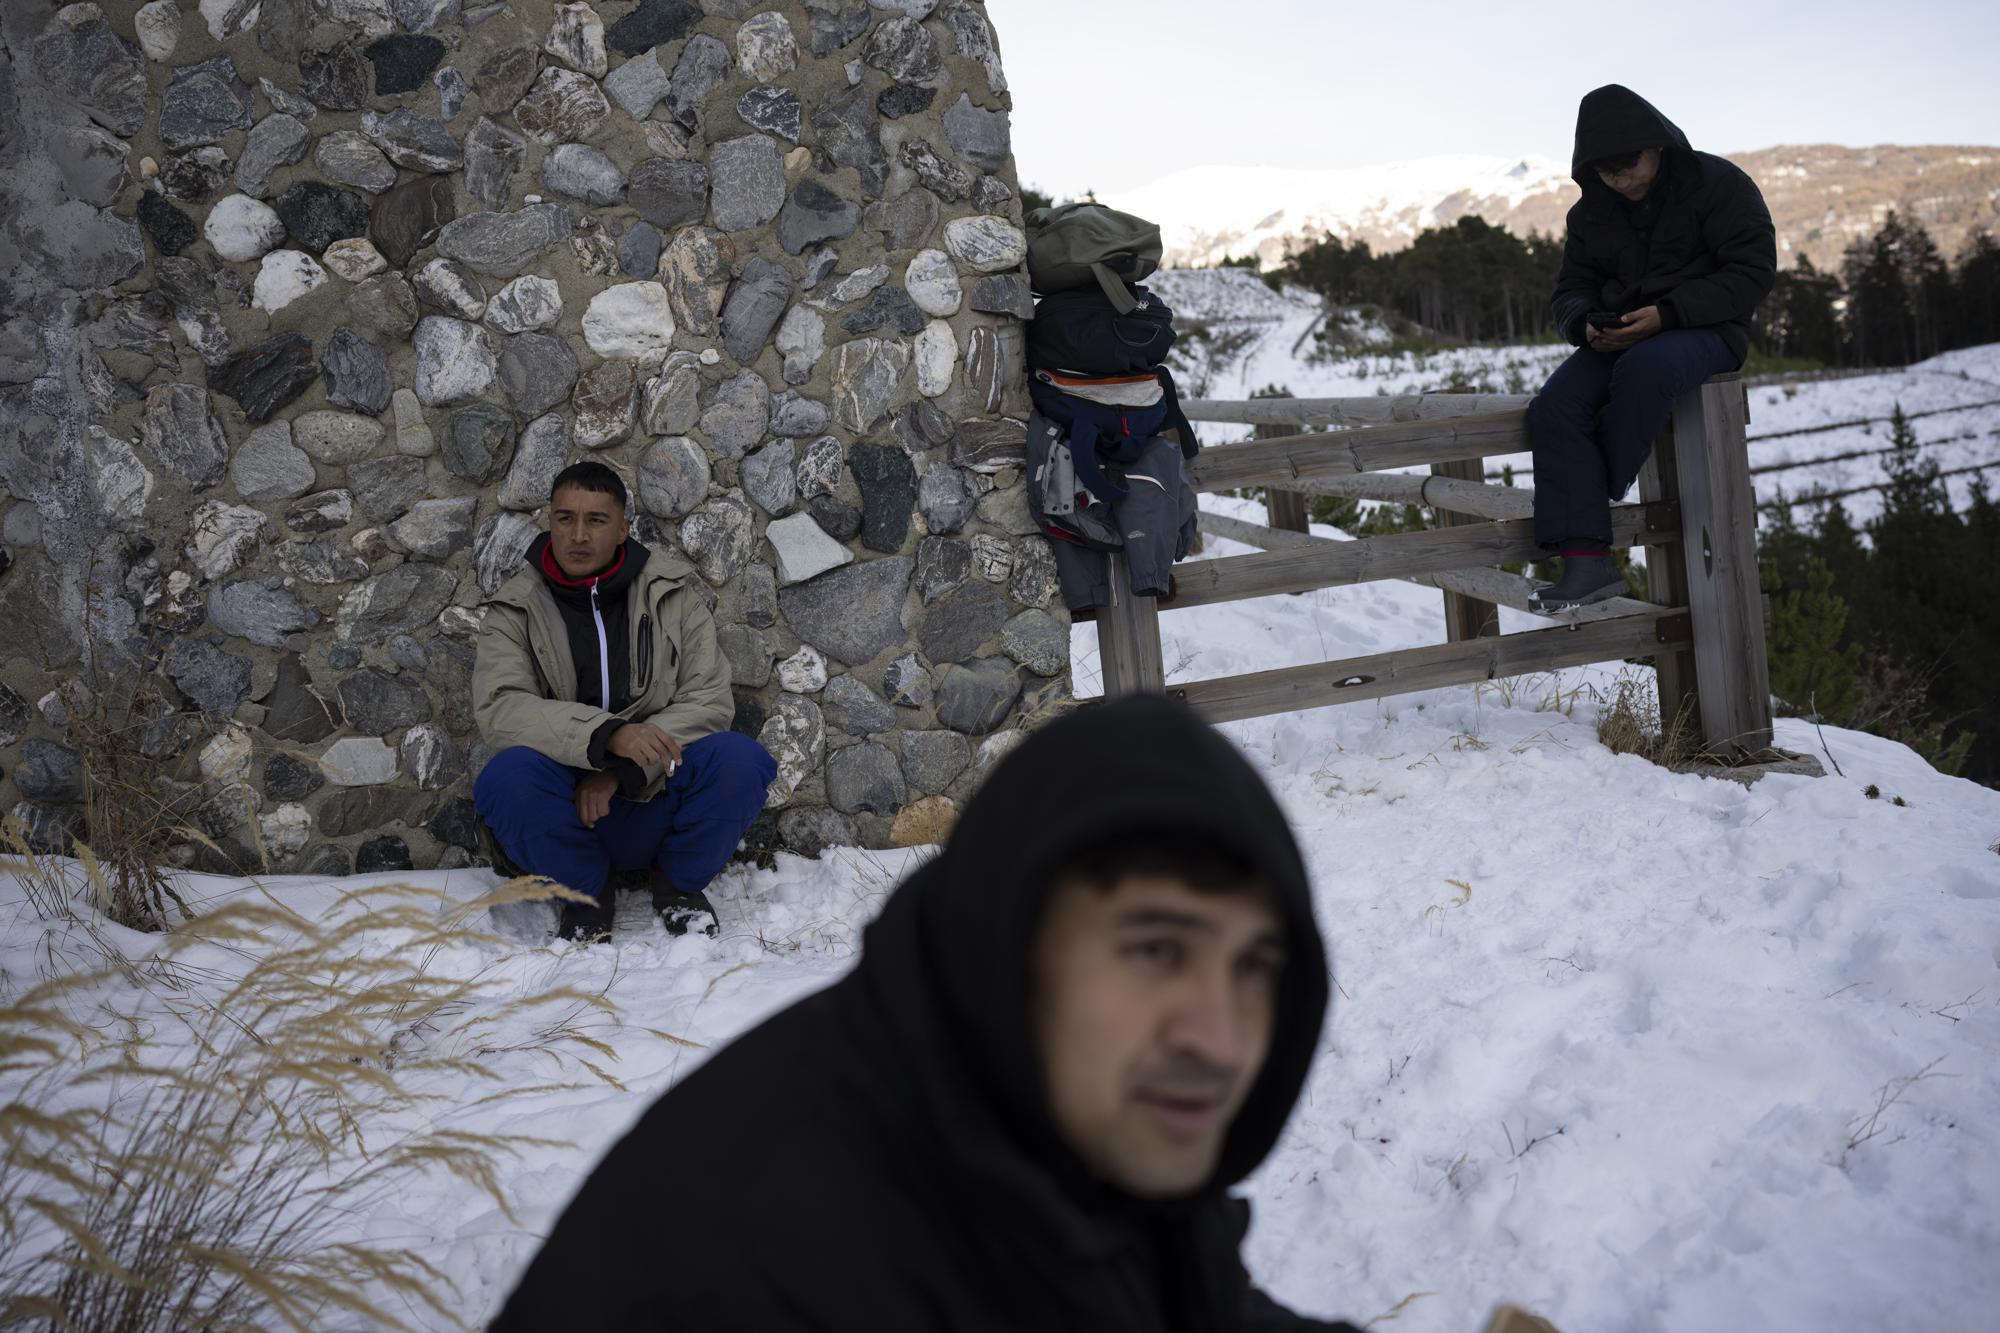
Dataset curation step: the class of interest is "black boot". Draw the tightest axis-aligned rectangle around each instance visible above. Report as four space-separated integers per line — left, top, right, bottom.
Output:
651 877 718 938
557 893 616 943
1528 553 1625 611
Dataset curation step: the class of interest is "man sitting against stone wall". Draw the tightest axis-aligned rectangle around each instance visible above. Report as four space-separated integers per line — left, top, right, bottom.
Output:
472 461 775 942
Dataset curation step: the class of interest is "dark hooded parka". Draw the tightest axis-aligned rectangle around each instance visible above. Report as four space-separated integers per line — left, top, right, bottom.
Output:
491 695 1356 1332
1551 85 1776 364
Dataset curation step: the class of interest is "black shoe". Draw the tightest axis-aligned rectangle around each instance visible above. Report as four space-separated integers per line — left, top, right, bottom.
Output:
557 894 616 943
650 878 718 938
1528 554 1626 611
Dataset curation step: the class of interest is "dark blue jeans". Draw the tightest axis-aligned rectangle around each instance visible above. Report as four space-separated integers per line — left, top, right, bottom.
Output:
1528 330 1737 548
473 733 776 901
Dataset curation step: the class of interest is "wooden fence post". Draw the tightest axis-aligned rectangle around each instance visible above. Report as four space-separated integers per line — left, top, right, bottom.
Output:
1637 424 1700 742
1097 552 1164 696
1669 375 1773 759
1257 397 1309 534
1431 458 1501 642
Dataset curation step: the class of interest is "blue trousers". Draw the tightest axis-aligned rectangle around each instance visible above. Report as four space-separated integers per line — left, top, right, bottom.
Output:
473 734 776 901
1528 330 1738 548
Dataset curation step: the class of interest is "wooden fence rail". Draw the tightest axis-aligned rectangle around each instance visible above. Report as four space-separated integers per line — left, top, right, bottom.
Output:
1094 375 1772 760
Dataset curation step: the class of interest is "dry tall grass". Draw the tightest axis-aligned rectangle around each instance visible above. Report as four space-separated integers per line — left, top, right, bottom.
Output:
0 835 648 1331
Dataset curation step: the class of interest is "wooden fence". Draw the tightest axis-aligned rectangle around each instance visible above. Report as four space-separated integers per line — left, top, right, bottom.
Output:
1082 375 1774 761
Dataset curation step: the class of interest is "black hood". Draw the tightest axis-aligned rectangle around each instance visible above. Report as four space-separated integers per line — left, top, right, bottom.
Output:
854 694 1330 1205
1571 83 1693 184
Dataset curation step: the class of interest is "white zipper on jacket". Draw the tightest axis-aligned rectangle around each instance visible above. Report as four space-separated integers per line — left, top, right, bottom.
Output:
588 583 612 708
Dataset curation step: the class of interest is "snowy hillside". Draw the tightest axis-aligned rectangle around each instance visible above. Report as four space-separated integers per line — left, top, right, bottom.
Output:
1156 267 2000 526
1101 156 1575 269
4 491 1998 1330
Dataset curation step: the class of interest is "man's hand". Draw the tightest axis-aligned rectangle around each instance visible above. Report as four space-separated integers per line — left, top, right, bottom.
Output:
574 770 619 829
1589 305 1662 351
607 723 684 771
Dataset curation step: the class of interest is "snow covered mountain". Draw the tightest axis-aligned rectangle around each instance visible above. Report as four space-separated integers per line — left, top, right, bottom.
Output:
1103 145 2000 273
1102 155 1576 270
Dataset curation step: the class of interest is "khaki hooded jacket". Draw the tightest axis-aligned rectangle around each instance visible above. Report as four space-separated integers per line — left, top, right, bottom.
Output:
472 544 733 801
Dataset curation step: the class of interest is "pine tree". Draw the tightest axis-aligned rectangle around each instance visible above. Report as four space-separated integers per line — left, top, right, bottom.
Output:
1763 555 1862 720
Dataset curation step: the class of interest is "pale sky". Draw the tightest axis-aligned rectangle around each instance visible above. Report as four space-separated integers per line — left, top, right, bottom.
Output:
984 0 2000 199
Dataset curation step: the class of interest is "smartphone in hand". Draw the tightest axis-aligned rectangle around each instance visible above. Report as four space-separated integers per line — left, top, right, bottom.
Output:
1587 310 1625 332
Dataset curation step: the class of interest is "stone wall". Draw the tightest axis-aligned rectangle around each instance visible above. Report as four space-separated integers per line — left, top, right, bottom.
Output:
0 0 1058 875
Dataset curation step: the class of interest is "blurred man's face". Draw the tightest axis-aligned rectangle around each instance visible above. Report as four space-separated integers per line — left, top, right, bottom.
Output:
548 484 629 579
1033 872 1284 1198
1597 146 1662 201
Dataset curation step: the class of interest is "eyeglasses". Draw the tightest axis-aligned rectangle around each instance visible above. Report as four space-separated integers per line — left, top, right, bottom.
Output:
1592 150 1646 177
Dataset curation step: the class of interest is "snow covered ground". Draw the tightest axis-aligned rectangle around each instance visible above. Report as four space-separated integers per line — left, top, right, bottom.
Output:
1156 267 2000 527
6 495 1998 1331
6 277 1998 1329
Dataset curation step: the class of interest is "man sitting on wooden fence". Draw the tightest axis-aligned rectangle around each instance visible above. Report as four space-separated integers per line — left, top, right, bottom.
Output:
1527 84 1776 609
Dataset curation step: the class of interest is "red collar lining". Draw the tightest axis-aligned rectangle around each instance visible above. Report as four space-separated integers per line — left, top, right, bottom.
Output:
540 542 627 588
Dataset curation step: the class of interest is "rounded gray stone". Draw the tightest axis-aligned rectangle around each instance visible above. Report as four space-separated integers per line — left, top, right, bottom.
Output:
498 331 581 418
317 129 398 193
678 495 756 584
899 728 969 795
412 316 497 406
434 205 573 279
777 805 859 857
235 112 312 197
942 92 1011 172
717 623 773 687
917 464 975 534
637 437 711 518
338 669 433 733
822 673 896 734
475 511 541 593
698 370 771 459
348 455 429 523
337 563 458 643
209 581 316 648
389 496 478 559
826 742 904 815
321 328 394 415
719 258 794 364
497 412 573 510
742 440 798 516
933 656 1022 735
541 143 627 205
861 16 939 81
443 403 516 482
1000 609 1069 677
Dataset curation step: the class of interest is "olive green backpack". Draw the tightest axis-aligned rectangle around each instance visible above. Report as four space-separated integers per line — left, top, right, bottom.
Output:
1025 202 1163 315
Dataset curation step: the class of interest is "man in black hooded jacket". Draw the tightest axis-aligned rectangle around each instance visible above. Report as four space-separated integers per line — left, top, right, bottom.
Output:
489 694 1359 1331
1528 84 1776 609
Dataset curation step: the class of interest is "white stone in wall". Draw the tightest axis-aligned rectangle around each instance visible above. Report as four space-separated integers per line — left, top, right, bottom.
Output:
778 645 828 694
775 305 825 385
765 512 853 585
412 316 499 406
188 501 270 580
322 238 387 282
943 216 1028 274
87 429 155 522
868 0 938 16
322 0 394 35
134 0 181 60
916 319 957 398
259 804 311 862
486 275 564 333
321 737 399 786
204 194 286 263
735 11 799 82
544 3 608 78
904 248 962 317
581 282 675 361
199 725 255 785
253 250 328 313
199 0 261 41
